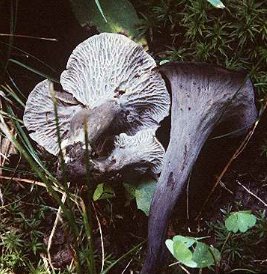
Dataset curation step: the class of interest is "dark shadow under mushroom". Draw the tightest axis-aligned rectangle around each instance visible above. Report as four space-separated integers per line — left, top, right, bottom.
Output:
141 62 258 273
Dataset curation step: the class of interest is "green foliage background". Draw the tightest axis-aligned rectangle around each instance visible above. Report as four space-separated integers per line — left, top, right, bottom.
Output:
133 0 267 95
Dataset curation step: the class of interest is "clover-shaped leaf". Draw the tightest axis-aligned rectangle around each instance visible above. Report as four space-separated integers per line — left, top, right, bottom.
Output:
173 235 197 248
192 242 221 268
225 211 257 233
135 180 157 216
93 183 115 201
166 239 197 268
166 235 221 269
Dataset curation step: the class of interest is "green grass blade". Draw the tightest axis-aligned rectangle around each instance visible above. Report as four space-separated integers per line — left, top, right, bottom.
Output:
101 241 145 274
8 59 59 83
95 0 108 22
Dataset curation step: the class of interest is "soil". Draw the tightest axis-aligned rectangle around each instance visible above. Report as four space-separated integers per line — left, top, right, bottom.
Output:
1 1 266 273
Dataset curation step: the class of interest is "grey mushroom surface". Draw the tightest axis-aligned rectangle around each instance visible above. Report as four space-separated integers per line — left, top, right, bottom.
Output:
22 33 258 274
60 33 170 135
141 62 258 274
23 79 84 156
23 33 170 179
92 129 165 180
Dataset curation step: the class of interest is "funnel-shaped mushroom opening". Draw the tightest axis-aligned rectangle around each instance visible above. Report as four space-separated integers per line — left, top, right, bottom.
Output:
141 62 257 274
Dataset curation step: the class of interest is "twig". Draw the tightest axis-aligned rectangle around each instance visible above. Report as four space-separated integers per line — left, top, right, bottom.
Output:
0 175 68 196
0 175 46 187
219 180 234 195
178 264 191 274
168 262 190 274
236 180 267 207
196 99 267 220
0 175 45 187
122 259 133 274
0 33 57 41
47 189 68 271
0 98 16 205
252 259 267 264
93 203 105 272
40 253 51 274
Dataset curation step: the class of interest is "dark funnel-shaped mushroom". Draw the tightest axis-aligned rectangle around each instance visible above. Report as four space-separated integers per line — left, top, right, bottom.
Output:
141 62 257 273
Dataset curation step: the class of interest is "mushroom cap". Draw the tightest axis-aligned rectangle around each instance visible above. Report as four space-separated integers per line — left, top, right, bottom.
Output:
23 80 83 155
159 62 257 136
60 33 170 134
93 129 165 177
23 33 170 156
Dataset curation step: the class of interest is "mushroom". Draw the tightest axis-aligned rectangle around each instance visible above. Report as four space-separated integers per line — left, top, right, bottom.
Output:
23 33 258 273
92 129 165 180
60 33 170 136
141 62 258 274
23 79 83 156
23 33 170 177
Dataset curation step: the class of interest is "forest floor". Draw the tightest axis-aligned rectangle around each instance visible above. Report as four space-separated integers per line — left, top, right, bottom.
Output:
1 1 267 273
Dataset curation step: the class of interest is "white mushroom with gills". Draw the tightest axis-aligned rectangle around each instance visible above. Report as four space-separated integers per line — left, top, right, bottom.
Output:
23 33 170 179
92 129 165 181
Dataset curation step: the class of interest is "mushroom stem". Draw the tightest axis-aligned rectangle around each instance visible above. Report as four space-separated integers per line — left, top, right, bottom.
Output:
141 62 257 273
142 122 214 273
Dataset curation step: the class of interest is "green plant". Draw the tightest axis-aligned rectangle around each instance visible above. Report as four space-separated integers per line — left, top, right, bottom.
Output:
166 235 221 269
225 211 257 233
134 0 267 94
167 210 265 272
206 209 267 272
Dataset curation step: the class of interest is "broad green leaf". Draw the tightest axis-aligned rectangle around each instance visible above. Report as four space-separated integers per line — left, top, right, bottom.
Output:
123 182 136 199
206 0 225 9
165 239 174 254
135 180 157 215
93 183 115 201
173 235 197 248
225 211 257 233
69 0 143 41
209 246 221 264
192 242 221 268
93 183 104 201
123 182 136 206
166 235 220 269
173 241 197 268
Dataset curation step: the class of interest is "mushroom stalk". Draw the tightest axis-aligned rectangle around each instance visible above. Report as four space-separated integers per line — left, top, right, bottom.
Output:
141 62 257 273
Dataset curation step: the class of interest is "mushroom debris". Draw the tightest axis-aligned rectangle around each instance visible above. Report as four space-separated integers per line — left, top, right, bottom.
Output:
23 33 170 180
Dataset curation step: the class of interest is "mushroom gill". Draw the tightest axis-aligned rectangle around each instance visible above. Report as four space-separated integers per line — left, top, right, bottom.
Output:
92 129 165 180
23 33 170 178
